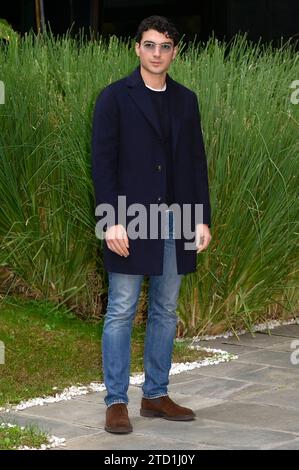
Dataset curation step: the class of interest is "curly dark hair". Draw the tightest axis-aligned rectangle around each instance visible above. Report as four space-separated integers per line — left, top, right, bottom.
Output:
135 15 179 46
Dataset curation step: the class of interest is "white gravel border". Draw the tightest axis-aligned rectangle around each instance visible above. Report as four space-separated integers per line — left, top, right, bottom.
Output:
0 346 237 413
0 316 297 415
186 316 299 343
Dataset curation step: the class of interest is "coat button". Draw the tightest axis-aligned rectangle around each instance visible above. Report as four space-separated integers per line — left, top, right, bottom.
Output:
157 196 162 203
156 164 162 172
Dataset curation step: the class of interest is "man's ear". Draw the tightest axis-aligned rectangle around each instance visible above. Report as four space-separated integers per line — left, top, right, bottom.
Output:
135 42 140 57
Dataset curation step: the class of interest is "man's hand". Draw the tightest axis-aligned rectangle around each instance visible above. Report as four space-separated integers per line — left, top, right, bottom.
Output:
195 224 212 253
105 224 130 257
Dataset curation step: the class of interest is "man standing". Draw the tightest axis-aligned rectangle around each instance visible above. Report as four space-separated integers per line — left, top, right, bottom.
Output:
92 15 212 434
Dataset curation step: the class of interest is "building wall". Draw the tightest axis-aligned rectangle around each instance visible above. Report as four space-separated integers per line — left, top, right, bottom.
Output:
0 0 297 45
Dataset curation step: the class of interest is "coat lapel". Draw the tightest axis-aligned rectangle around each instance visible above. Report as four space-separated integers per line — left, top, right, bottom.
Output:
126 65 184 159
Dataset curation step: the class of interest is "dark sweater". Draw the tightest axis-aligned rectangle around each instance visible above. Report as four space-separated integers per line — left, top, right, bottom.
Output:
146 85 174 206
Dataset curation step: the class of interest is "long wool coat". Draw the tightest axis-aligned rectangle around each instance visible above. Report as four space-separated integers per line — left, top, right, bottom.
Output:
91 65 211 275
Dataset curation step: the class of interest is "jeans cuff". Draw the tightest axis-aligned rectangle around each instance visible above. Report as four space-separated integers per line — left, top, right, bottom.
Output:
106 399 128 408
142 393 168 400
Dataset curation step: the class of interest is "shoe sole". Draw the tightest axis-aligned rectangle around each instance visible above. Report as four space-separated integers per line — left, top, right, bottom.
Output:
140 409 195 421
105 425 133 434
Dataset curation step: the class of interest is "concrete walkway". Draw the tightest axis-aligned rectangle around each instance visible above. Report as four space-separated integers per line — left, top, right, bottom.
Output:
1 324 299 450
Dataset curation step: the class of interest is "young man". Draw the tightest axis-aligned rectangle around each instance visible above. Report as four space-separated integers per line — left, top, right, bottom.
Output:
92 15 212 434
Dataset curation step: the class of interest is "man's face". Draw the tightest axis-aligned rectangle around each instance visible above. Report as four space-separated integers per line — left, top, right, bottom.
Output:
135 29 178 75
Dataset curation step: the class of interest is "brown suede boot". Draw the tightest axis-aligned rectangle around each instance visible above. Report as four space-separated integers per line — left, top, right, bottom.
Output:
105 403 133 434
140 396 196 421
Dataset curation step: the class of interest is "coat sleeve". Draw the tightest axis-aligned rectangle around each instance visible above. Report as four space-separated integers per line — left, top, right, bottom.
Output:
192 92 212 228
91 86 120 232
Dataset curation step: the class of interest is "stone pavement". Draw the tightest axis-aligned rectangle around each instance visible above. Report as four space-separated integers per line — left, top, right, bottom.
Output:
1 324 299 450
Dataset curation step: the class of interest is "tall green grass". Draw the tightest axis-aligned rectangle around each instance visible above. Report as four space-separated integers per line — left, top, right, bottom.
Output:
0 32 298 334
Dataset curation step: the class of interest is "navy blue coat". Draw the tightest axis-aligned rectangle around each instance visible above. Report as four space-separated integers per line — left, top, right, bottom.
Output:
91 65 211 275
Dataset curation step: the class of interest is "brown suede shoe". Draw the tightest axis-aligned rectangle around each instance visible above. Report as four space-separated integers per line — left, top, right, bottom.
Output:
105 403 133 434
140 395 196 421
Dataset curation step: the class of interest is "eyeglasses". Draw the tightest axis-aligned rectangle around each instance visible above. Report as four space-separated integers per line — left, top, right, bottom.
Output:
141 41 173 54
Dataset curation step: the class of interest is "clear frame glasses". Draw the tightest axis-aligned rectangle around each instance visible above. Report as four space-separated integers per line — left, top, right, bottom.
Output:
141 41 174 54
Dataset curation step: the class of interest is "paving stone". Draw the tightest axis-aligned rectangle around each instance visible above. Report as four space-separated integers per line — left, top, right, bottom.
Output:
233 385 299 410
191 340 253 356
74 391 106 404
234 364 299 387
221 331 295 349
196 402 299 434
268 439 299 450
236 349 298 369
169 375 256 399
59 431 228 450
2 323 299 450
16 399 104 428
229 383 278 401
169 370 214 384
263 340 298 352
0 412 97 439
75 385 142 405
134 417 296 450
128 391 223 417
186 361 268 379
264 324 299 338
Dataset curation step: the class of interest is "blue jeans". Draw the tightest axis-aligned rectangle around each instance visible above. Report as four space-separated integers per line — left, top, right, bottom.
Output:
102 210 184 407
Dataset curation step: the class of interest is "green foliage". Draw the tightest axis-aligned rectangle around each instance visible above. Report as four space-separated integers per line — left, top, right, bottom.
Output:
0 422 48 450
175 36 299 335
0 31 298 334
0 18 19 42
0 296 102 407
0 296 208 407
